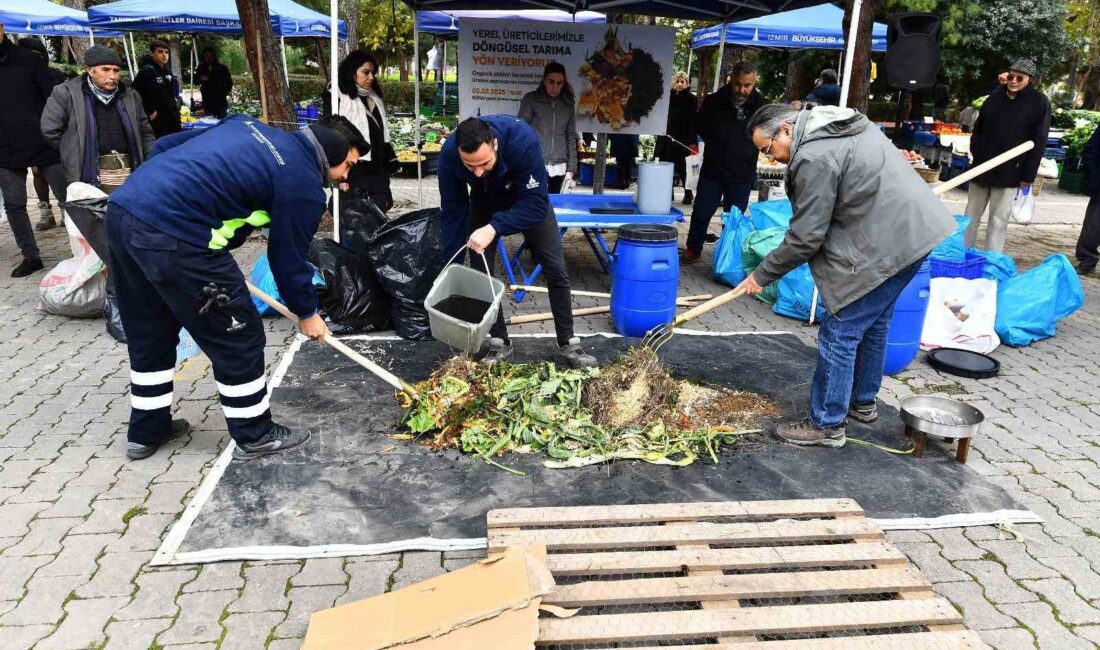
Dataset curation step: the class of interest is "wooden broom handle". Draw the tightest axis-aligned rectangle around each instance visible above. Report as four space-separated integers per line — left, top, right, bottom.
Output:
932 140 1034 196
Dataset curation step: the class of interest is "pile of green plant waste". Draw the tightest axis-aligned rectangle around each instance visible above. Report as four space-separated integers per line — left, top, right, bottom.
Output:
396 348 778 474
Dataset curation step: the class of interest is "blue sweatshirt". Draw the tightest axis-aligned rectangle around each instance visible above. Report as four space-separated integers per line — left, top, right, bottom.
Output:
111 115 326 319
437 115 550 256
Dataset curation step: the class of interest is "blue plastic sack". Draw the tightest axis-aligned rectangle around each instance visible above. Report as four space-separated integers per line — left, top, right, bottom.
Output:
749 199 792 230
995 254 1084 346
773 263 825 321
712 208 755 287
930 215 970 263
967 247 1017 284
176 328 201 363
249 254 325 316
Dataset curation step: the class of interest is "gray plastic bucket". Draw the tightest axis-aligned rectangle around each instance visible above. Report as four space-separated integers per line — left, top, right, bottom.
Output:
425 249 505 354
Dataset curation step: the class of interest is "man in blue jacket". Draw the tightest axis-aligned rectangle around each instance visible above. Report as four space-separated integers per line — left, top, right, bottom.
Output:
106 114 367 461
438 116 596 367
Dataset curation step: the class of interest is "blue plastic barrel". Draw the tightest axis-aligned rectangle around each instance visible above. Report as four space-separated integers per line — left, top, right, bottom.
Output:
611 224 680 337
883 260 932 375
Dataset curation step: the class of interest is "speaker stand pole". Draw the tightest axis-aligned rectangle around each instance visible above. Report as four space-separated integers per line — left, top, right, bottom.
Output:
893 90 907 144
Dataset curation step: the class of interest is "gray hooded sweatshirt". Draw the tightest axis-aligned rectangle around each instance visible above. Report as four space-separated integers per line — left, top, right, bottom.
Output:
753 106 955 313
518 86 578 175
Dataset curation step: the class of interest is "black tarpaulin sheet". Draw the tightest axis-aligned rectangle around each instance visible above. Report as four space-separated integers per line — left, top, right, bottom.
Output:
156 332 1038 564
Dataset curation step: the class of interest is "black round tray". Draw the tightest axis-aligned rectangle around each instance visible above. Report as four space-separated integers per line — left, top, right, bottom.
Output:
926 348 1000 379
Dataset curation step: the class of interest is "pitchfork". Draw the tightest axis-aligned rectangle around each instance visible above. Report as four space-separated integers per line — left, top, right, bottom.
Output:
642 287 747 351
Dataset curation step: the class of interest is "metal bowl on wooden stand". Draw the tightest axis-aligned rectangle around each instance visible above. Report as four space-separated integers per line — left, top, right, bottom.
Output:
900 395 984 463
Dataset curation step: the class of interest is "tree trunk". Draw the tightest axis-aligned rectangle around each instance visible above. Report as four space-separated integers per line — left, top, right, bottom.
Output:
786 52 817 103
236 0 295 130
341 0 359 51
697 47 713 103
169 37 183 87
399 55 409 82
1084 66 1100 110
60 0 88 63
314 38 331 83
841 0 875 113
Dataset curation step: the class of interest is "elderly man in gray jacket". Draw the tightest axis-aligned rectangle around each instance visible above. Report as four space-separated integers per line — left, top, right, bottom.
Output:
41 45 154 193
739 104 955 448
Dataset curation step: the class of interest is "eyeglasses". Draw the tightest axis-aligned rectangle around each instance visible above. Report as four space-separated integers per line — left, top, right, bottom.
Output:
759 140 775 159
1006 74 1028 82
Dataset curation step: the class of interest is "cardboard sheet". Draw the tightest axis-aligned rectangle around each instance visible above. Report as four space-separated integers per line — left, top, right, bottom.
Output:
302 545 554 650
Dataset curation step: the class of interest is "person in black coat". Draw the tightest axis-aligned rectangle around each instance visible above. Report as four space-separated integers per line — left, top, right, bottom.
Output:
654 71 697 204
196 47 232 118
133 40 181 138
1075 127 1100 275
0 24 69 277
683 61 766 263
609 133 639 190
963 58 1050 253
18 37 67 232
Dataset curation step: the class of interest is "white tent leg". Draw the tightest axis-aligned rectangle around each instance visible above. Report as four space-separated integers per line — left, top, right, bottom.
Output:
330 0 341 242
440 38 446 116
88 33 94 46
414 17 422 209
122 34 135 78
711 22 728 92
839 0 862 108
686 47 693 79
280 36 289 86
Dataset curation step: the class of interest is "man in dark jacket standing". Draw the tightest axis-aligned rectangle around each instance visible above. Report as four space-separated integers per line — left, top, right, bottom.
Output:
965 58 1050 253
438 116 597 368
0 23 69 277
805 69 841 106
196 47 232 118
18 37 66 232
1075 127 1100 275
682 61 765 264
133 40 181 138
41 45 155 193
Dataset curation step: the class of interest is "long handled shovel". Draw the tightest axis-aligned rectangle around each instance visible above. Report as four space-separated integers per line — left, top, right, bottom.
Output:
246 282 420 401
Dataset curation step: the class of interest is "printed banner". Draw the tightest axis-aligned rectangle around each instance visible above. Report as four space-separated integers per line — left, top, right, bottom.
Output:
458 19 675 135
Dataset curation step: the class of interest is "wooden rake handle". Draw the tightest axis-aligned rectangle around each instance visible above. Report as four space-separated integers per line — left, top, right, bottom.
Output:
931 140 1035 197
245 282 420 400
671 287 748 329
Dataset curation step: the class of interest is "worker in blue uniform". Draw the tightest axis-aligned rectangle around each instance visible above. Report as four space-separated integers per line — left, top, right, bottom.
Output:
106 114 369 461
438 116 597 368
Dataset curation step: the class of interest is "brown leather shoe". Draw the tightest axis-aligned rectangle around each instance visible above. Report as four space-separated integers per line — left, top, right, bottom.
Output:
777 419 846 448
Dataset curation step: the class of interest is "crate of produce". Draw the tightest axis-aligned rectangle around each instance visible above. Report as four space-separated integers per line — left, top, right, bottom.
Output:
1045 147 1067 161
931 252 985 279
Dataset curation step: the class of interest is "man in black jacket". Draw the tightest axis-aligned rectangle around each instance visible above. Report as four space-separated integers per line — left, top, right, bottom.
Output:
196 47 232 118
133 40 181 138
1075 127 1100 275
682 62 765 264
964 58 1050 253
0 23 69 277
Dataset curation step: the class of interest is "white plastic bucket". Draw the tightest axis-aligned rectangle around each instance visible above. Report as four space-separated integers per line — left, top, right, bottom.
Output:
425 249 505 354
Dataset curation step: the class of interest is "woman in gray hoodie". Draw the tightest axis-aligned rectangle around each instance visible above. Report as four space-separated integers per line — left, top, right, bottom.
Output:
518 62 579 193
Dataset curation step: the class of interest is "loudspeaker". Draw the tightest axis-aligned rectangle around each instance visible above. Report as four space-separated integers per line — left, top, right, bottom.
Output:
885 13 941 91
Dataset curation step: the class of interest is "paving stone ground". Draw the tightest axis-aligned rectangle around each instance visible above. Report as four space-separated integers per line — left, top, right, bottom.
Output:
1 178 1098 649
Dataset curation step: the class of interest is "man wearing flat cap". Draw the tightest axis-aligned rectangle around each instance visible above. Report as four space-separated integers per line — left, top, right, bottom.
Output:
964 58 1050 253
42 45 156 194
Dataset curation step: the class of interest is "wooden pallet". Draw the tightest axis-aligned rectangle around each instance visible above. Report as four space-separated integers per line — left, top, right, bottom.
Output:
487 499 987 649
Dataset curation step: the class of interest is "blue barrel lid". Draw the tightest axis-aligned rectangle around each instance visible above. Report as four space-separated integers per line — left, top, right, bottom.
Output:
617 224 678 243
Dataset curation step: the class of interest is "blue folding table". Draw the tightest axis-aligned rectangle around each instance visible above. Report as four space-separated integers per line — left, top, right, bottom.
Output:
498 194 685 302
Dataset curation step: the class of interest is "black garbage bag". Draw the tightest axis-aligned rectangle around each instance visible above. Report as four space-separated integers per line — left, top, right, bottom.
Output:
363 208 447 341
103 277 126 343
308 239 391 333
338 196 387 259
61 198 110 262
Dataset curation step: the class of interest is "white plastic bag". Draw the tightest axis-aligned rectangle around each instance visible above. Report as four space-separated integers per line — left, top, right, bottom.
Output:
1038 157 1059 179
1011 185 1035 224
37 184 107 317
684 143 703 192
920 277 1000 354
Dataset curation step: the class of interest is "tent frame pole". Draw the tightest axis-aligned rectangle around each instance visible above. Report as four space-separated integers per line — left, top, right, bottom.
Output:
414 13 422 208
122 33 135 79
440 37 446 116
839 0 862 108
331 0 340 242
281 36 289 86
711 22 728 92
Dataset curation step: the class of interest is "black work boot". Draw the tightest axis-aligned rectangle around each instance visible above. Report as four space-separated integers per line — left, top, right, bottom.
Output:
127 419 192 460
233 424 312 460
12 258 44 278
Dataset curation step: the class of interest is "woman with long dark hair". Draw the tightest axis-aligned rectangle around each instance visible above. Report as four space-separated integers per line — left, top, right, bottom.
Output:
655 71 696 204
322 50 395 211
518 61 578 193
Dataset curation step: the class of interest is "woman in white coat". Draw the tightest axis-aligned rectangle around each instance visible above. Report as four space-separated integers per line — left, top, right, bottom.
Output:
323 50 396 211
